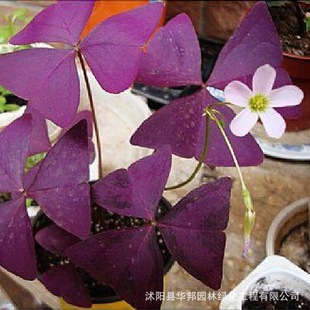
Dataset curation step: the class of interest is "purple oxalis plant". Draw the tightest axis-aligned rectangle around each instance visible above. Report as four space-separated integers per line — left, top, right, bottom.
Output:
0 0 304 309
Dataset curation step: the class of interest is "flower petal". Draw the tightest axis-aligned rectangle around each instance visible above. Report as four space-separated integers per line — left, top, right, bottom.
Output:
252 64 276 95
259 108 286 139
269 85 304 107
224 81 252 107
229 108 258 136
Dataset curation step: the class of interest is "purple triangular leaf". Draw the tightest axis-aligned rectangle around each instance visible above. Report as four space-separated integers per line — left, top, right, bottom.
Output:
0 197 36 280
60 110 95 164
35 224 80 256
23 161 42 192
208 2 283 90
10 1 95 46
80 2 163 93
92 147 171 220
0 48 78 127
131 91 205 158
67 226 163 309
158 178 232 289
195 92 264 167
27 120 89 190
25 106 51 156
27 120 90 239
0 114 32 192
40 265 92 308
30 184 90 239
136 13 202 87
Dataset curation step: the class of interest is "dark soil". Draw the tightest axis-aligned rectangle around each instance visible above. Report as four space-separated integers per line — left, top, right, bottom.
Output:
242 289 310 309
33 198 174 304
269 2 310 56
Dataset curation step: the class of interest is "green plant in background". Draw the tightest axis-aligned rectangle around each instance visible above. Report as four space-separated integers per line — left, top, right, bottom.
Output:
0 85 20 113
0 9 32 113
306 11 310 31
0 8 31 46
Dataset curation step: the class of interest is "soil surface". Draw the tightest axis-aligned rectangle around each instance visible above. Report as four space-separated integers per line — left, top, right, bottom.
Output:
269 2 310 56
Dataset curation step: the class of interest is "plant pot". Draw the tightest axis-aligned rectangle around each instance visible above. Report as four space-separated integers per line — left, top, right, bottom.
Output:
266 197 310 272
33 197 175 309
268 1 310 132
283 53 310 132
220 255 310 309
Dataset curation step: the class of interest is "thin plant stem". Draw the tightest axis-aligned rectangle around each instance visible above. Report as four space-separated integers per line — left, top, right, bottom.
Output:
77 51 103 179
206 108 255 257
165 115 210 191
207 109 247 191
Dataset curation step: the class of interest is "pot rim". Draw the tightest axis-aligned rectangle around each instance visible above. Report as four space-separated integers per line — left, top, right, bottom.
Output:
219 255 310 309
266 197 309 256
283 52 310 61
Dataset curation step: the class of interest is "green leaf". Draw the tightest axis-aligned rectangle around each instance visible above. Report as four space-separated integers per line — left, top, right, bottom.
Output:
306 13 310 32
0 27 11 43
12 8 29 23
0 86 12 96
0 96 6 106
25 152 46 172
4 104 20 112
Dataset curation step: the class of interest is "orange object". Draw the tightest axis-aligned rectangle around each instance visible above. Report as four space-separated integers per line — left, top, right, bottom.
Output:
82 0 165 38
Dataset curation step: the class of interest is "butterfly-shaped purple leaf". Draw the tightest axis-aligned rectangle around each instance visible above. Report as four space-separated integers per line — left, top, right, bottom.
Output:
35 224 92 307
0 117 90 280
92 146 172 220
67 148 232 309
80 2 164 93
27 120 91 239
158 177 231 289
0 1 163 127
131 90 264 166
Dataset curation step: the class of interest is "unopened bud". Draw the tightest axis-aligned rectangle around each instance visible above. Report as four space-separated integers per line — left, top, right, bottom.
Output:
242 187 255 258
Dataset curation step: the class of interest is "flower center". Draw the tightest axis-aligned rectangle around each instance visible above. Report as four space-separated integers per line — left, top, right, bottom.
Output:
249 94 269 112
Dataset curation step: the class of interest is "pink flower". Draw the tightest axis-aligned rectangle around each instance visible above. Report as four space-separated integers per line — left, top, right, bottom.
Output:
224 64 304 139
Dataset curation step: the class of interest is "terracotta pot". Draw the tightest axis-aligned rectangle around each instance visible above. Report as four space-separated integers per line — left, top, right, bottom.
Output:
283 53 310 131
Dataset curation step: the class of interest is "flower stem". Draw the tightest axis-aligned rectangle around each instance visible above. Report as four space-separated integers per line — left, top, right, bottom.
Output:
77 52 103 180
206 108 255 257
165 115 210 191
